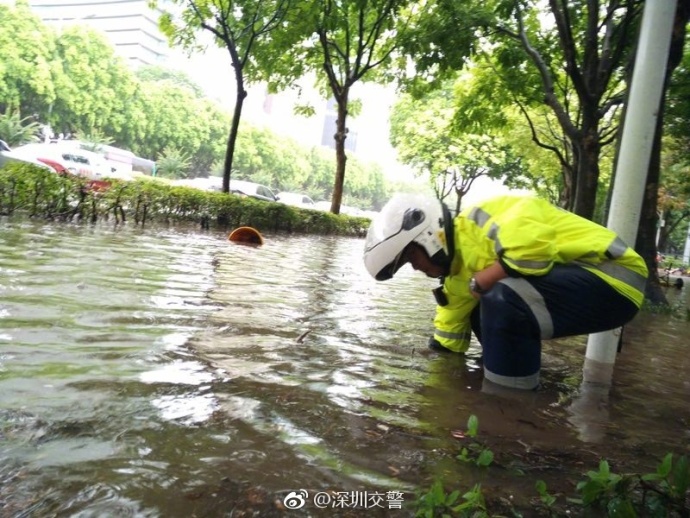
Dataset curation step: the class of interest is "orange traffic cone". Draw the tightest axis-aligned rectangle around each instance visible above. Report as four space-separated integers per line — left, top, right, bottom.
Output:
228 226 264 246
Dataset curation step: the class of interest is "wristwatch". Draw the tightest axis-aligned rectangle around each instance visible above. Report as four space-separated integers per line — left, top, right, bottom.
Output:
469 277 486 294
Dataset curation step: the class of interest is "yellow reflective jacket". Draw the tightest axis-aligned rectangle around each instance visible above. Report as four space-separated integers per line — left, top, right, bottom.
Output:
433 196 649 353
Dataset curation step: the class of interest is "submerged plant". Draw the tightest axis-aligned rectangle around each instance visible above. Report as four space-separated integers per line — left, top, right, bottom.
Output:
575 460 636 515
456 414 494 468
573 454 690 517
639 453 690 516
535 480 556 508
416 408 688 517
414 480 488 518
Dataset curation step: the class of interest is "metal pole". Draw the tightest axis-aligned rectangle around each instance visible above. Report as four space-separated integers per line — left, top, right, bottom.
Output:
584 0 677 381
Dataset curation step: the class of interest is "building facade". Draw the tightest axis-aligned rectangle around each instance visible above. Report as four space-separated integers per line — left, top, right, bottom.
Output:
29 0 168 67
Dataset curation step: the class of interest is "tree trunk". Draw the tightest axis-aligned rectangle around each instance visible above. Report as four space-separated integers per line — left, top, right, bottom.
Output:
572 123 601 220
222 76 247 193
559 161 574 210
638 112 666 304
330 91 349 215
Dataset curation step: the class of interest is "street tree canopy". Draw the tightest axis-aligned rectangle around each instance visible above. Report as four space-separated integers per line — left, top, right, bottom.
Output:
390 83 529 212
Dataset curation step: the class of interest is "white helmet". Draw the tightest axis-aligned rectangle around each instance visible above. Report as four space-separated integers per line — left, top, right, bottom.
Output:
363 193 453 281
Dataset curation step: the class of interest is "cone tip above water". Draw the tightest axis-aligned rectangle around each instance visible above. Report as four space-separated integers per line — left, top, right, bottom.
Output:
228 226 264 246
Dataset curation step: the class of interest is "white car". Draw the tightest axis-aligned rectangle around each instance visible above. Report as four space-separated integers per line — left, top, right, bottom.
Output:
340 204 366 217
276 191 315 208
314 201 332 212
11 143 113 180
0 140 55 172
171 178 278 202
229 179 277 202
314 201 366 216
171 177 223 191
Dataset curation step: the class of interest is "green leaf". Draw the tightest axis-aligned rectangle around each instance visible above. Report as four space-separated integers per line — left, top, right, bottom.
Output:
476 449 494 467
657 453 673 478
577 481 603 506
457 447 471 463
599 460 611 477
671 455 689 496
445 489 460 505
467 414 479 437
607 496 637 518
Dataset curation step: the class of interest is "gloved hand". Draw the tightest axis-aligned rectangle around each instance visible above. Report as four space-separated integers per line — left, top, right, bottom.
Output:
428 336 449 352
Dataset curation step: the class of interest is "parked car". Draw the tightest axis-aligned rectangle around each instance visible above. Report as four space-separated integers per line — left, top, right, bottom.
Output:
314 201 332 212
340 205 366 217
276 191 315 208
0 140 56 172
229 179 277 202
171 177 223 191
313 201 367 216
11 143 113 180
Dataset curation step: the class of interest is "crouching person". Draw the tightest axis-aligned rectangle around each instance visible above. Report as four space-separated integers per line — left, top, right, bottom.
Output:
362 194 648 390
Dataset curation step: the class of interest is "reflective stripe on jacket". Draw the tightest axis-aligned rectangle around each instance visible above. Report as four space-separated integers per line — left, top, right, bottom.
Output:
432 196 648 353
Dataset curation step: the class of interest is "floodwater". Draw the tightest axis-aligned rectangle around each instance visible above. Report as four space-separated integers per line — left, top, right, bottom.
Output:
0 220 688 516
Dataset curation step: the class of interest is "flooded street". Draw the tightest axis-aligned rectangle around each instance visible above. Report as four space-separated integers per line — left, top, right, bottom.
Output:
0 220 688 516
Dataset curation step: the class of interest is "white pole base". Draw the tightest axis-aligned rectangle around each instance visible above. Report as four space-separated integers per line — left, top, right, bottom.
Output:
582 355 616 385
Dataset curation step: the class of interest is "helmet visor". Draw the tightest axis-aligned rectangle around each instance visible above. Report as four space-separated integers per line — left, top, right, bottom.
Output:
375 247 407 281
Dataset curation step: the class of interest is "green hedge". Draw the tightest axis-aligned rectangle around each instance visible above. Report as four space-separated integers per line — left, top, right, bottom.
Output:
0 164 371 237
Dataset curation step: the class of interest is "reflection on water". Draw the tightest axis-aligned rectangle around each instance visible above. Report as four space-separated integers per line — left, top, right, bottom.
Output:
0 220 688 515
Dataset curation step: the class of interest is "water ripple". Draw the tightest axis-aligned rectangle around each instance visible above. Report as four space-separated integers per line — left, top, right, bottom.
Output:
1 221 688 516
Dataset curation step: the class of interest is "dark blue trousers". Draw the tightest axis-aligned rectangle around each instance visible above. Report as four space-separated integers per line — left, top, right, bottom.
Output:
471 264 639 389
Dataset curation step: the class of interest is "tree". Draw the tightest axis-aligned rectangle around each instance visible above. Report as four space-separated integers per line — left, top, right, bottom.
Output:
0 2 235 177
130 72 230 173
435 136 526 214
0 109 42 147
157 0 293 192
156 146 192 178
498 105 567 206
0 1 396 207
135 65 206 97
0 1 61 117
341 154 389 210
389 86 454 188
187 98 232 176
231 124 287 186
390 85 529 212
653 6 690 257
132 81 220 164
228 123 390 207
657 145 690 254
487 1 640 219
402 0 642 220
49 26 142 141
260 0 413 214
401 1 690 304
